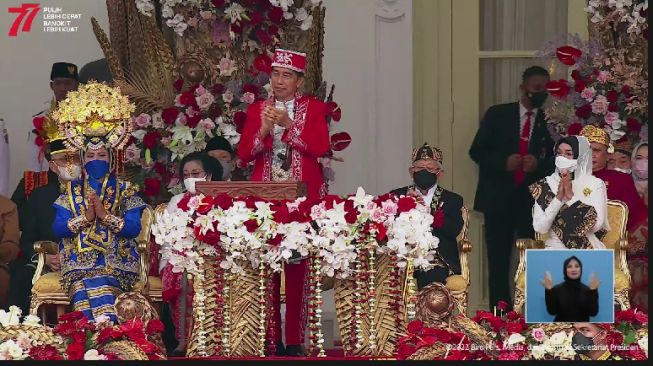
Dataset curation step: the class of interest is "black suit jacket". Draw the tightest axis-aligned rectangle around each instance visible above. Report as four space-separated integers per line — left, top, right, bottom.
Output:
15 180 61 264
11 170 59 231
469 102 555 214
390 186 464 276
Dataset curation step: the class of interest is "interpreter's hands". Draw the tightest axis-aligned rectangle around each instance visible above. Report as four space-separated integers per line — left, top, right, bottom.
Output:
506 154 523 172
589 272 601 290
522 154 538 173
46 254 61 272
540 271 553 290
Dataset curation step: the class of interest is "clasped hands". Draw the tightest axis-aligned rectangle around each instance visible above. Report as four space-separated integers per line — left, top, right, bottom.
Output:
506 154 538 173
84 190 108 222
555 169 574 202
260 105 293 137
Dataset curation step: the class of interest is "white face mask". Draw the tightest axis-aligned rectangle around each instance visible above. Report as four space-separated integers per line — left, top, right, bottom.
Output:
183 176 206 194
555 156 578 173
56 163 81 181
614 167 632 174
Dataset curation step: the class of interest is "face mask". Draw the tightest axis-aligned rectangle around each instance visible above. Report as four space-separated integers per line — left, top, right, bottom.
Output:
633 159 648 179
218 159 233 181
184 176 206 194
614 167 632 174
84 160 110 180
413 170 438 190
555 156 578 173
527 91 548 108
57 163 81 181
572 331 603 355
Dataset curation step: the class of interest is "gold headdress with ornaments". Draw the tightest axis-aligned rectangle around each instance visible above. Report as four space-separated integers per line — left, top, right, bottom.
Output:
52 82 135 151
579 125 614 153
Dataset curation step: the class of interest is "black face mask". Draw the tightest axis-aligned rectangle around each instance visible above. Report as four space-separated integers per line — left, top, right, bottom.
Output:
413 170 437 190
527 91 549 108
572 332 599 355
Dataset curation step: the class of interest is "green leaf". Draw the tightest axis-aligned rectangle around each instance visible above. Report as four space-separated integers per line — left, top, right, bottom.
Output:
145 148 152 165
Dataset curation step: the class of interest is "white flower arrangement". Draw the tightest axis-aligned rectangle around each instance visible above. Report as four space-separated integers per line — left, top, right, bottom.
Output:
0 307 45 360
530 330 577 360
384 203 439 271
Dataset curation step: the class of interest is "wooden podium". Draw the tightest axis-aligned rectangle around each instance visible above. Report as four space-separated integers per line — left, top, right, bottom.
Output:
187 180 306 358
195 181 307 200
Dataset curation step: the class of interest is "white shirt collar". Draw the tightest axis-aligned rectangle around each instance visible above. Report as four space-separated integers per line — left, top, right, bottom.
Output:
416 184 438 206
519 101 537 118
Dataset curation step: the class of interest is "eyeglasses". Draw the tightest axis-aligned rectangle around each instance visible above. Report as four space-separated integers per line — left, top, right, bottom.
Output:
183 170 206 179
51 154 81 166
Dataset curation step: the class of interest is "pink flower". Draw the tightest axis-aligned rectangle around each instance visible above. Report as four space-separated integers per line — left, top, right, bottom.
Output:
591 95 610 115
222 90 234 104
596 70 610 84
218 57 237 76
310 204 326 220
177 114 188 126
199 10 213 20
195 85 207 96
370 209 386 223
186 106 199 118
604 111 621 126
580 87 596 102
125 144 142 163
382 200 398 216
241 92 256 104
199 118 216 131
188 195 202 211
531 328 546 342
196 92 215 111
132 113 152 129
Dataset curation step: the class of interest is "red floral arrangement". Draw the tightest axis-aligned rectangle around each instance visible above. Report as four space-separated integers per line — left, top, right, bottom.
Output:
396 320 486 360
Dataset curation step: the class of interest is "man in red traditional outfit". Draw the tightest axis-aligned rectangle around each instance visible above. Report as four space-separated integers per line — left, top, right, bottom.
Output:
579 125 646 230
237 48 330 356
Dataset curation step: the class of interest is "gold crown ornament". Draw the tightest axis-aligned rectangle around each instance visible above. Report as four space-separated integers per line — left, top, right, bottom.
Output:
579 125 614 153
52 82 135 151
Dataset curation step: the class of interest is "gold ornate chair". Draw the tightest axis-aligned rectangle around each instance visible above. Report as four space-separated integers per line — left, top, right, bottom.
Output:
445 205 472 315
513 200 631 314
29 205 161 320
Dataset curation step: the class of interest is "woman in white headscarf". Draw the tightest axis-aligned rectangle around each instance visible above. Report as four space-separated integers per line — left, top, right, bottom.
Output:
628 141 648 312
530 135 609 249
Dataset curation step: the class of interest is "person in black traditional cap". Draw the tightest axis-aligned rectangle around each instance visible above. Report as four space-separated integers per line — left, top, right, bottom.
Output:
390 142 465 288
7 137 80 316
204 136 246 181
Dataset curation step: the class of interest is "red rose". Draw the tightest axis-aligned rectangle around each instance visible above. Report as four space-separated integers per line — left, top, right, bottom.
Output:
29 345 64 360
571 70 583 81
432 209 444 228
242 84 259 97
203 229 221 246
185 113 202 128
178 91 196 107
635 311 648 325
621 85 631 96
268 233 283 246
211 0 225 7
268 25 279 36
546 79 571 98
506 322 523 334
626 117 641 132
375 222 388 241
243 196 258 209
407 320 424 334
173 78 184 92
488 317 506 332
244 219 259 233
66 342 85 360
144 178 161 197
143 131 161 149
248 10 264 26
575 104 593 119
345 210 358 224
497 300 509 311
567 122 583 136
556 45 582 66
606 90 619 103
215 193 233 210
608 103 619 112
33 115 45 131
254 53 273 75
616 309 638 323
268 6 284 23
506 310 521 321
231 22 243 35
574 79 587 93
255 28 273 45
397 196 417 213
162 107 180 125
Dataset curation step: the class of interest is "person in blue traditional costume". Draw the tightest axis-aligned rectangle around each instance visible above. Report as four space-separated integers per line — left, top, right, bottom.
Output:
50 82 144 322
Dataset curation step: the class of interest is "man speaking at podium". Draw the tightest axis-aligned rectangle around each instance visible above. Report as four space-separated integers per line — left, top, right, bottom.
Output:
238 48 330 356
